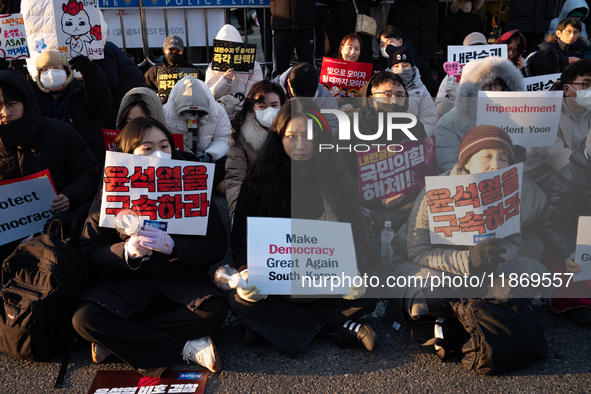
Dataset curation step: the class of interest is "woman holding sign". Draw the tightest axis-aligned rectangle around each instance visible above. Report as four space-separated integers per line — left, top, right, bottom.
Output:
228 99 378 355
73 117 228 376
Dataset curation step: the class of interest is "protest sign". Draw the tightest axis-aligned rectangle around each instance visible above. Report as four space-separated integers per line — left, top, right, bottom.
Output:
99 151 213 235
87 370 207 394
574 216 591 282
425 163 522 246
157 66 203 99
319 57 372 97
0 170 57 246
0 14 29 60
476 91 562 148
357 136 437 202
211 39 256 73
447 44 507 82
101 129 184 152
524 73 561 92
247 218 358 295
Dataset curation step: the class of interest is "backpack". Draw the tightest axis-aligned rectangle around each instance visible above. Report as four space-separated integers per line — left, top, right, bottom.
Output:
0 217 88 363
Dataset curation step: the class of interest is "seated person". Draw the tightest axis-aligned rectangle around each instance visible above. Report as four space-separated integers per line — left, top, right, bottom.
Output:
117 87 167 130
523 48 567 77
539 18 591 65
495 30 526 69
547 0 589 40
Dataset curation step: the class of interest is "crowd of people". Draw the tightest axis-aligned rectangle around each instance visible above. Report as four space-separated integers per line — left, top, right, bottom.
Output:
3 0 591 380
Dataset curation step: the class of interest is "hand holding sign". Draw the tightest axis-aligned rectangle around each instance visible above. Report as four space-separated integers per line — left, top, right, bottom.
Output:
443 61 460 76
51 194 70 212
138 225 175 255
566 258 582 274
469 238 506 272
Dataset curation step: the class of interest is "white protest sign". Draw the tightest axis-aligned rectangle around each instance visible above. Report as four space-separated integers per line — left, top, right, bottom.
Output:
524 73 561 92
426 163 523 246
476 91 563 148
0 174 57 246
99 151 214 236
0 14 30 60
447 44 507 82
574 216 591 282
247 217 358 295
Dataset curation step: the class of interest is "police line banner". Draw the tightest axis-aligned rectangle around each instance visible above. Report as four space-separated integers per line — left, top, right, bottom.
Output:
574 216 591 282
88 370 208 394
102 129 184 152
0 170 57 246
356 136 437 202
425 163 522 246
211 39 256 74
524 73 561 92
475 91 563 148
0 14 29 60
247 218 358 295
447 44 507 82
319 58 372 97
99 151 214 235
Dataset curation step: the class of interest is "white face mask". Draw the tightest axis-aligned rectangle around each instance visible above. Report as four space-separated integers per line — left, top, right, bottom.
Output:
255 107 279 128
40 69 67 89
148 150 172 160
570 85 591 109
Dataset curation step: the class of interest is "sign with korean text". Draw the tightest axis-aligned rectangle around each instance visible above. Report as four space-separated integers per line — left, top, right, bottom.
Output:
447 44 507 82
102 129 184 152
0 14 29 59
0 170 57 246
156 67 203 99
425 163 522 246
211 39 256 73
476 91 562 148
247 218 358 295
87 370 207 394
574 216 591 282
319 57 372 97
524 73 561 92
99 151 213 235
99 0 270 8
357 136 437 202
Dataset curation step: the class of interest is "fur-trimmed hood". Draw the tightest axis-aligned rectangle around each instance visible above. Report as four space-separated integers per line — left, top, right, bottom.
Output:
451 0 484 13
241 111 269 151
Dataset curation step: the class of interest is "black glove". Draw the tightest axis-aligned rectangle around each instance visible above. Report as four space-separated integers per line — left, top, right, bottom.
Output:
0 58 9 70
193 152 213 163
69 55 96 76
469 238 506 272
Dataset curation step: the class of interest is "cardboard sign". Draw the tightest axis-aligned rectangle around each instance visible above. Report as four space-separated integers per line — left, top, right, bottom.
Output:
87 370 207 394
357 136 437 202
447 44 507 82
0 14 29 59
99 151 214 236
211 39 256 74
0 171 57 246
319 57 372 97
524 73 561 92
157 66 203 99
247 218 358 295
425 163 522 246
574 216 591 282
101 129 184 152
475 91 562 148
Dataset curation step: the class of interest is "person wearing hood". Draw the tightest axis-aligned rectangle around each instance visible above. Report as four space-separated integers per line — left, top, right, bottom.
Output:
116 87 167 131
163 76 231 186
145 35 205 103
31 51 112 165
525 59 591 193
385 42 437 136
225 80 286 215
0 69 100 260
547 0 589 40
539 18 591 64
205 25 263 116
495 30 527 69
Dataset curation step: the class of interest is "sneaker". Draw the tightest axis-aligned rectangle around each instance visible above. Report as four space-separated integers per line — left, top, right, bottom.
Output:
181 336 221 373
91 342 111 363
565 307 591 325
330 320 378 351
434 317 445 351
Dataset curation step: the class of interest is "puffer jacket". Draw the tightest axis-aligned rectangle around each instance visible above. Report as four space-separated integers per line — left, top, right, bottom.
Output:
116 87 166 130
205 25 263 109
540 142 591 263
400 66 437 136
163 76 231 159
547 0 589 40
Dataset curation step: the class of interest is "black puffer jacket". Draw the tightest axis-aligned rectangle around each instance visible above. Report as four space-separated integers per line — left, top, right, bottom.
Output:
540 142 591 263
0 69 100 211
270 0 316 29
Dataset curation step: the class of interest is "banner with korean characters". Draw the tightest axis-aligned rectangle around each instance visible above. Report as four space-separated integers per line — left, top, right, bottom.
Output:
319 57 372 97
155 67 203 102
99 151 214 235
524 73 561 92
356 136 437 202
447 44 507 82
476 91 563 148
247 218 358 295
87 370 207 394
211 39 256 73
425 163 523 246
0 14 29 60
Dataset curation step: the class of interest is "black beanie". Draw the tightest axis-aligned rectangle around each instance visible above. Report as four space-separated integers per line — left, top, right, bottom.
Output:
386 42 415 69
0 81 25 104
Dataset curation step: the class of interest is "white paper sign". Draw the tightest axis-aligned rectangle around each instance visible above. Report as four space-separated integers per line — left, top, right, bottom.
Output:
247 217 358 295
574 216 591 282
99 151 214 235
0 176 57 246
524 73 561 92
426 163 523 246
475 91 563 148
447 44 507 81
0 14 30 60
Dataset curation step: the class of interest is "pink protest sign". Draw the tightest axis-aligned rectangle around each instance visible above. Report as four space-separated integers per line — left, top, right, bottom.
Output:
319 57 373 97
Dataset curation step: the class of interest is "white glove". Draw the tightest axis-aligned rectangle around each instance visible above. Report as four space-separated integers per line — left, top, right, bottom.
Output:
236 270 267 302
343 271 366 300
125 236 150 260
138 226 175 255
445 76 458 99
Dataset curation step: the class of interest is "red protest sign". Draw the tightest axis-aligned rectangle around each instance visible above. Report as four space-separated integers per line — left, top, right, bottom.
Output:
87 370 208 394
319 58 372 97
102 129 184 152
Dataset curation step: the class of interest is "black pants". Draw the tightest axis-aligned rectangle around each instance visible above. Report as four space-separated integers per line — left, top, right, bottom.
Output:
228 292 377 355
213 155 227 186
72 294 228 377
272 28 316 78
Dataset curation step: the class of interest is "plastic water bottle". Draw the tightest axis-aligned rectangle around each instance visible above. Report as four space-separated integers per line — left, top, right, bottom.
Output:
381 221 395 264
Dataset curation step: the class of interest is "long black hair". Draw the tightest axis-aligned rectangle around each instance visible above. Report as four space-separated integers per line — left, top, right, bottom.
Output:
115 116 175 154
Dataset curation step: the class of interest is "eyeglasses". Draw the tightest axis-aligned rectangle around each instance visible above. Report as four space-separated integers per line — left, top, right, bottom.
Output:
372 91 406 98
561 29 580 36
0 101 21 114
570 81 591 90
482 81 504 91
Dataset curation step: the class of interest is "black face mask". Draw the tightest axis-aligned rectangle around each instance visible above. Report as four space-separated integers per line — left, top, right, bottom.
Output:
375 101 408 113
164 52 184 65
